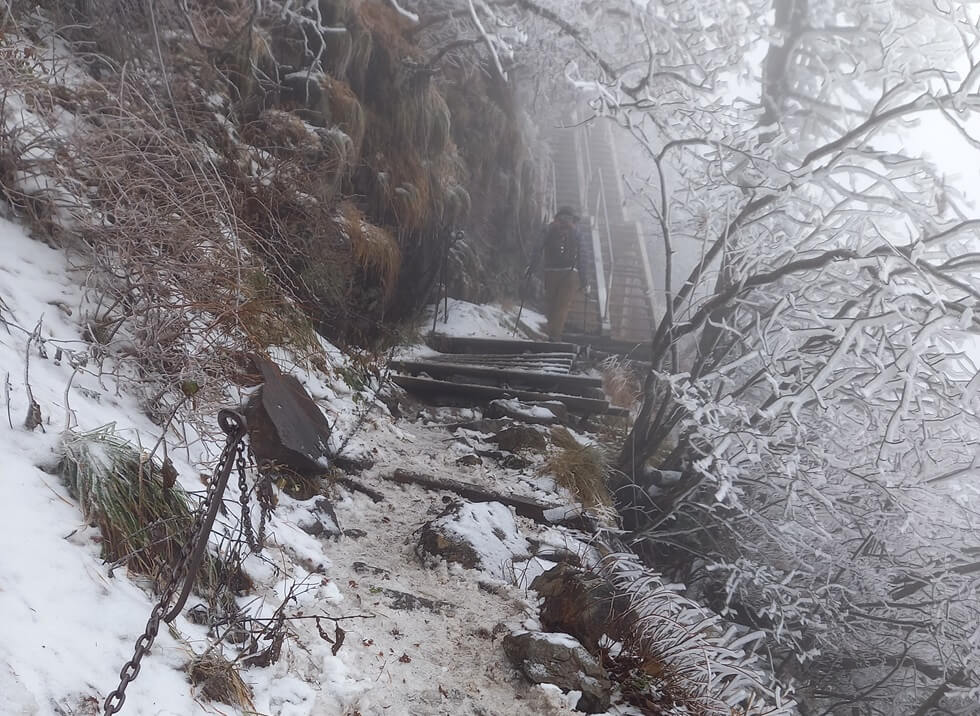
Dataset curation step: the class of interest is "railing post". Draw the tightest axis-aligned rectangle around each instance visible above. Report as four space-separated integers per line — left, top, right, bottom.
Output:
572 116 608 337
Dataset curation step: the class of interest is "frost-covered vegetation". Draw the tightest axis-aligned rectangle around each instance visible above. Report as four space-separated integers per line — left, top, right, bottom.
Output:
2 0 979 714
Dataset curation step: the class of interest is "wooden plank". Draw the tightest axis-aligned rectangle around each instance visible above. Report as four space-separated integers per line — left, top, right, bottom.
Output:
427 353 575 369
391 359 604 397
391 374 628 417
386 469 556 521
384 469 595 530
428 352 576 362
427 361 573 374
427 334 578 356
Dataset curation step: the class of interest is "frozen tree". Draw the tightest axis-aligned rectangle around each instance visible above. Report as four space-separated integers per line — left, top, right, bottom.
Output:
406 0 980 711
593 1 980 712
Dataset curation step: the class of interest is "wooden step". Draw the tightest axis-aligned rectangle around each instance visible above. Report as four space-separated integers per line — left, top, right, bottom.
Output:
391 359 604 398
427 334 578 356
391 374 628 417
427 356 574 374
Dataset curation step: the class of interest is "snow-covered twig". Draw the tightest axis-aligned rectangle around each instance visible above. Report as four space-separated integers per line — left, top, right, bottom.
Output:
386 0 419 23
3 371 11 429
467 0 507 80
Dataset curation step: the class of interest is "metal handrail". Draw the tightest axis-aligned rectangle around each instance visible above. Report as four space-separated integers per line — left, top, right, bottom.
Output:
595 170 616 325
585 168 609 335
576 122 610 336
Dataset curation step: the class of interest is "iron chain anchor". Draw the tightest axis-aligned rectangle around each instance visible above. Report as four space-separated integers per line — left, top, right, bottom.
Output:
103 408 268 715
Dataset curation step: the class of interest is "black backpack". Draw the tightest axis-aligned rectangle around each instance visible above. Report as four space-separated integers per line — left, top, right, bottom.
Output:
543 220 578 270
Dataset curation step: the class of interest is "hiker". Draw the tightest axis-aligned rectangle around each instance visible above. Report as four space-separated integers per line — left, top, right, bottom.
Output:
526 207 588 341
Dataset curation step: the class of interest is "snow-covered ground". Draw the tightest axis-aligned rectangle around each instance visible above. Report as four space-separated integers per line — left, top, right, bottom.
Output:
424 297 547 340
0 217 611 715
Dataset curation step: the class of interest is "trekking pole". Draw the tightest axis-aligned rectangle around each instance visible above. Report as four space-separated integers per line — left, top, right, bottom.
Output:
513 269 530 336
432 229 463 332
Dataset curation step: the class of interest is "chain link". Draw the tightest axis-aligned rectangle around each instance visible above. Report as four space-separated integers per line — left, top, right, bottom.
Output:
238 441 274 552
103 409 253 716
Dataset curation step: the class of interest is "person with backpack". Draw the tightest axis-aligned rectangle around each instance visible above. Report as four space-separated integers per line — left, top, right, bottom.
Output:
526 207 589 341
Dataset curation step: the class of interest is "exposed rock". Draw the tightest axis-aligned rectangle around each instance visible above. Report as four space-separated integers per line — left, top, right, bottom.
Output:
531 564 630 652
528 543 583 568
475 448 531 470
418 521 481 569
343 528 368 539
493 424 549 453
244 356 332 477
502 631 612 713
456 453 483 467
300 499 344 537
417 502 529 579
298 518 325 537
376 587 456 616
485 398 566 426
352 561 391 578
333 453 376 473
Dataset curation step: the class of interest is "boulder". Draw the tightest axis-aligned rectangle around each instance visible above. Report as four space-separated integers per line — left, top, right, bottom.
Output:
530 564 630 652
244 356 332 477
456 453 483 467
493 424 549 453
417 502 529 579
377 587 456 616
503 631 612 713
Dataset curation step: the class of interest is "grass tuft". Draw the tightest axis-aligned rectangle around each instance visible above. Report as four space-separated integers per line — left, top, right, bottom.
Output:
594 552 792 715
58 426 195 587
187 651 254 709
542 429 612 509
600 355 643 412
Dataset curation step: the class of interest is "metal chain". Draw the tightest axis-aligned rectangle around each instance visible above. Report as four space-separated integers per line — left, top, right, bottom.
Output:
237 442 273 553
103 409 249 716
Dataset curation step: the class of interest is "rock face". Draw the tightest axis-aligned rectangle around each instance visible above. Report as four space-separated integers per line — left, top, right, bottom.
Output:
417 502 529 579
244 356 333 476
531 564 629 651
502 631 612 713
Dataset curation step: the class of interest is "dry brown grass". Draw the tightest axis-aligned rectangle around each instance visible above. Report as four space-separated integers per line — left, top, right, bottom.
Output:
188 651 254 710
355 1 422 61
543 429 612 509
322 76 366 153
600 356 643 411
344 201 401 299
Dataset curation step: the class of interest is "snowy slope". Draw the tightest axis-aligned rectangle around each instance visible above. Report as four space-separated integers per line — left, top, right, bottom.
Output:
0 219 603 715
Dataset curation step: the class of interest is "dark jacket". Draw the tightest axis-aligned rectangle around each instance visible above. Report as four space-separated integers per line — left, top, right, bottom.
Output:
531 218 588 278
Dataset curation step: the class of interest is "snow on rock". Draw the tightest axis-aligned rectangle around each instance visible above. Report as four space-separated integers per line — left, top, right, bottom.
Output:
419 501 531 579
486 397 562 425
502 630 613 714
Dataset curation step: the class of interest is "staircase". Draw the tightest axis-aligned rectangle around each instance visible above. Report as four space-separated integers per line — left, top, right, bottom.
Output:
390 335 628 417
545 118 659 347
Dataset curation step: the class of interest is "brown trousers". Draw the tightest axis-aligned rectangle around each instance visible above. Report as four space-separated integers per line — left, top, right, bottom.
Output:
544 268 580 341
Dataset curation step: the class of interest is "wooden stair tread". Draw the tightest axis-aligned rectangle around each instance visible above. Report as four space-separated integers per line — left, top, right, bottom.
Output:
391 374 628 417
391 359 604 397
427 334 577 355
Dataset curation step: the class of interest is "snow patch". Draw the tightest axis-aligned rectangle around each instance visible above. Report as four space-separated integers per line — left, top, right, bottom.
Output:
437 502 530 580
